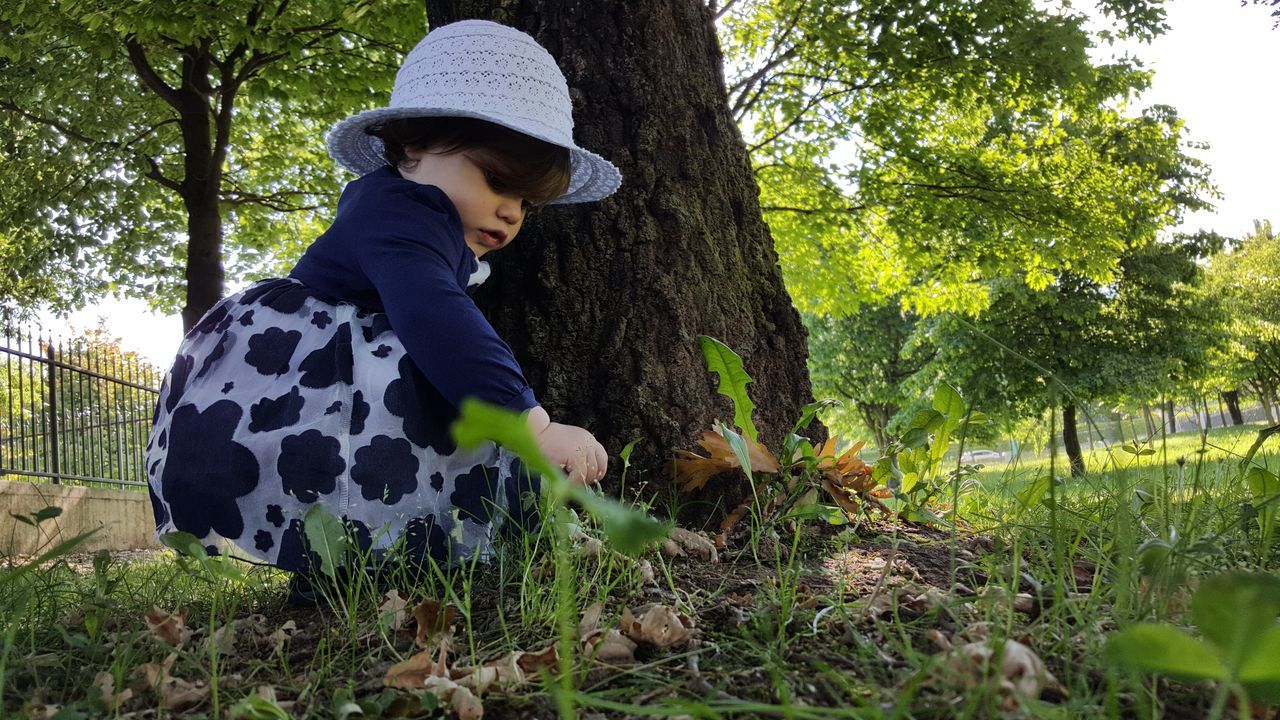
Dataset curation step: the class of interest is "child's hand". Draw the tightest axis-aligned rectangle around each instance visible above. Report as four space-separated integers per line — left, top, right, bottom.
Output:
535 421 608 486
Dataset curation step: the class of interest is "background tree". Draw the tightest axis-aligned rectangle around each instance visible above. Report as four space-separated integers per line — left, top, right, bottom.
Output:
806 299 928 450
1203 221 1280 423
0 1 422 329
717 0 1210 318
915 233 1223 476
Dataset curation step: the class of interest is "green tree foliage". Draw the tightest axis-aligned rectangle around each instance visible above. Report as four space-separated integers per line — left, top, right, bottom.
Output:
913 233 1225 474
1203 221 1280 421
717 0 1213 316
0 1 422 328
806 300 927 449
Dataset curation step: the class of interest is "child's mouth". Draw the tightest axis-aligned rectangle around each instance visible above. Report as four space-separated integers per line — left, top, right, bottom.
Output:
478 229 507 248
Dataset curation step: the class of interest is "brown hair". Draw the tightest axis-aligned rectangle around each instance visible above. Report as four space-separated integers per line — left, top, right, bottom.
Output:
367 117 572 206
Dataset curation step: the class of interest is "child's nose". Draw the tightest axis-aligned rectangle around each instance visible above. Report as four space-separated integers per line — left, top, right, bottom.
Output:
497 197 524 225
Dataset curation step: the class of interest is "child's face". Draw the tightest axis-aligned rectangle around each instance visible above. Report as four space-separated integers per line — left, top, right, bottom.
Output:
399 147 526 258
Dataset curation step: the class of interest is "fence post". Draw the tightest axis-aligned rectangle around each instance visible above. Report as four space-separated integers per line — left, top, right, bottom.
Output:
46 342 60 482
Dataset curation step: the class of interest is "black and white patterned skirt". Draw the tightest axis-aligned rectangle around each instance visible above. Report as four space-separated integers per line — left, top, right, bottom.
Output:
145 278 540 573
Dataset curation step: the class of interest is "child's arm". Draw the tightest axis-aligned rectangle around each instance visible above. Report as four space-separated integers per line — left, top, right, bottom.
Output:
526 406 607 486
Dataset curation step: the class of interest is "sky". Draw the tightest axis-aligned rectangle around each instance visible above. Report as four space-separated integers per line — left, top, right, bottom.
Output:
34 0 1280 366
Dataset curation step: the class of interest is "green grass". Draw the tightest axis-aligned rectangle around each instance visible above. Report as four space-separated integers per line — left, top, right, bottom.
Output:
2 420 1278 719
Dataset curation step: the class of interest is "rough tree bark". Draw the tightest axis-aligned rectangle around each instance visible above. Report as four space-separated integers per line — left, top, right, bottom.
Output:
423 0 820 504
1062 402 1085 477
1164 399 1178 433
1222 389 1244 426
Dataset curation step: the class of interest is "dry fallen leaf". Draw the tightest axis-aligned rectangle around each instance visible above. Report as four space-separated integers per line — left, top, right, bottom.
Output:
385 649 483 720
131 652 177 694
94 671 133 710
412 598 457 649
812 437 892 519
134 654 209 713
620 604 695 648
145 607 189 647
579 603 603 636
663 528 719 563
21 703 63 719
380 590 410 631
273 619 298 648
933 639 1063 711
636 558 656 586
425 675 483 720
584 628 638 664
384 649 444 690
671 429 781 492
453 645 559 691
579 603 638 665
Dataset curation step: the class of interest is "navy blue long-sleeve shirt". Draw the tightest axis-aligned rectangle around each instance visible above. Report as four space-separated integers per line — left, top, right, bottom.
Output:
290 167 537 413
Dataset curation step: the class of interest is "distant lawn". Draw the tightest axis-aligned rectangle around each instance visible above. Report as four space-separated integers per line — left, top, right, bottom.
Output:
967 420 1279 501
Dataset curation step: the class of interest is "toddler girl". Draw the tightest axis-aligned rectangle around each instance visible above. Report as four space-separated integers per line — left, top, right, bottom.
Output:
145 20 619 589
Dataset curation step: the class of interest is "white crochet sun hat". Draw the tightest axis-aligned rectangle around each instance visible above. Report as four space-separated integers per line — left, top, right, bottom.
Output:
326 20 621 205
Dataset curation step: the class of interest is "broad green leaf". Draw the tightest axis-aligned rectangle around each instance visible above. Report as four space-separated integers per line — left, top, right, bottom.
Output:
1241 627 1280 705
1247 467 1280 533
227 693 291 720
931 383 965 420
697 335 759 443
1105 624 1227 681
1191 572 1280 673
160 531 209 560
872 458 897 486
32 506 63 522
905 408 943 433
1241 423 1280 470
303 505 347 581
718 422 754 483
452 399 666 556
568 486 669 557
1136 540 1172 576
1016 476 1052 509
452 398 560 481
900 427 930 449
619 438 641 466
789 398 839 436
1240 627 1280 682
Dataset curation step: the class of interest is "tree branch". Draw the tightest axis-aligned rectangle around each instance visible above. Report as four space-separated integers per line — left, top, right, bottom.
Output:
125 38 183 110
144 157 183 192
0 101 104 145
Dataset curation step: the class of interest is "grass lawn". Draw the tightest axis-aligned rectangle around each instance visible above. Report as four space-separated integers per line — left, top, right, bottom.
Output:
2 421 1278 719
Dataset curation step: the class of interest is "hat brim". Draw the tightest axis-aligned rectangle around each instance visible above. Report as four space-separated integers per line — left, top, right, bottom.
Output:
326 108 621 205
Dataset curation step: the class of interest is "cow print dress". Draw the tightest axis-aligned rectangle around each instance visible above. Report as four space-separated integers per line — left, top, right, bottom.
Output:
146 171 542 574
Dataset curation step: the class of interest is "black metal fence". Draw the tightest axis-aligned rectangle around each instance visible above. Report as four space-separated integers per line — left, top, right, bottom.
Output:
1 326 162 489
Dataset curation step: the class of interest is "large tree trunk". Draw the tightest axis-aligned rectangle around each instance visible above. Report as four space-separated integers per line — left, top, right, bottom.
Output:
425 1 819 504
1164 399 1177 433
182 193 224 332
1062 402 1085 477
1223 389 1244 425
1142 404 1156 437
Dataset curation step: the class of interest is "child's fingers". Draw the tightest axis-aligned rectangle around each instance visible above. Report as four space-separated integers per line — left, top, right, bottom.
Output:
592 445 608 481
